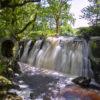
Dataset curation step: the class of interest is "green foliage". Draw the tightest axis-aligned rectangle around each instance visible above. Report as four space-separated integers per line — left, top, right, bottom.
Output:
0 0 38 39
77 26 100 37
46 0 75 34
0 0 75 40
91 40 100 58
81 0 100 26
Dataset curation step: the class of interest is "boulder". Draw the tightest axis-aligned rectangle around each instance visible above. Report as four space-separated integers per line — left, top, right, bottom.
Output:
72 76 91 87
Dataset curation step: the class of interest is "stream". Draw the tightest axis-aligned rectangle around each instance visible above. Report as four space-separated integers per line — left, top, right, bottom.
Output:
8 62 100 100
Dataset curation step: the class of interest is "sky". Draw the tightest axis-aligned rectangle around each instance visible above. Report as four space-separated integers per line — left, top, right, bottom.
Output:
70 0 90 28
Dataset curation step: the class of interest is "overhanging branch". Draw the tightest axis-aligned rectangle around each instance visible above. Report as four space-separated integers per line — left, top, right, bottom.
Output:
0 0 40 9
15 13 37 35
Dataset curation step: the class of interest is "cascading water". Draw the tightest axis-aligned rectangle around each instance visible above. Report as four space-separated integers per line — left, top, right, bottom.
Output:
27 40 43 65
20 40 32 62
19 36 93 78
11 36 100 100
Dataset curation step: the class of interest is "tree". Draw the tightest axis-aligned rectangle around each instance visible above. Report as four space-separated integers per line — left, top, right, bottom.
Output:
81 0 100 26
28 0 75 37
0 0 40 9
0 0 40 40
46 0 74 34
77 26 100 37
0 0 75 40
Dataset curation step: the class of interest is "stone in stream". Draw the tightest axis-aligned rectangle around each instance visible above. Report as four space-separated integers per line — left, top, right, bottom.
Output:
60 85 100 100
72 76 91 87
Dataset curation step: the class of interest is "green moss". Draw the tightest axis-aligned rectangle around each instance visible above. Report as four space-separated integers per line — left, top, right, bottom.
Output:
0 75 12 86
0 63 5 74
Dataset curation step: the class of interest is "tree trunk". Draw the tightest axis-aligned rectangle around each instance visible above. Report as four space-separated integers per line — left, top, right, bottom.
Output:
55 17 60 34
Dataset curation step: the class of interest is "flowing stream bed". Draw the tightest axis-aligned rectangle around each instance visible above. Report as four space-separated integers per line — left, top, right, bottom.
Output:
9 62 100 100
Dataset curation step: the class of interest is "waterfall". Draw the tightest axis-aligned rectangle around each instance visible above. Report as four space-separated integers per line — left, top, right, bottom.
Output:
27 40 43 65
19 36 93 77
20 40 32 62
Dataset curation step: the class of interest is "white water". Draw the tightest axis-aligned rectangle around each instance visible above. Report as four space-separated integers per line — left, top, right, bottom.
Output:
19 36 93 77
20 40 32 62
27 40 43 65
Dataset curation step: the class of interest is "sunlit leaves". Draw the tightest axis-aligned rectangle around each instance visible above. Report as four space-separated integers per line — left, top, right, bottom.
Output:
0 0 75 40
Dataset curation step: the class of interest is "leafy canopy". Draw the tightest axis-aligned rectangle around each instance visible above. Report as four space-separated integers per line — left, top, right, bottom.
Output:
0 0 75 40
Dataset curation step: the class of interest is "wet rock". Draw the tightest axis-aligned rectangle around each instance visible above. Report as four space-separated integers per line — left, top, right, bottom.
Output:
94 72 100 84
0 89 22 100
1 39 14 58
12 61 21 74
11 84 20 90
0 75 12 89
43 95 51 100
30 92 34 99
7 91 17 96
72 76 91 87
60 85 100 100
30 92 39 99
5 95 22 100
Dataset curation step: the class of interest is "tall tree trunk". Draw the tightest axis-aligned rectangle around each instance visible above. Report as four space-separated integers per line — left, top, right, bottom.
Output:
55 17 60 34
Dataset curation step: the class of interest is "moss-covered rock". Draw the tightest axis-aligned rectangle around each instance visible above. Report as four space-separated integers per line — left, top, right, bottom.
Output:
0 75 12 90
0 75 22 100
4 94 22 100
0 76 12 85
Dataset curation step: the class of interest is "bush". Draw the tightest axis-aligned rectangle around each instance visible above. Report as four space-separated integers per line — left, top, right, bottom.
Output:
77 26 100 37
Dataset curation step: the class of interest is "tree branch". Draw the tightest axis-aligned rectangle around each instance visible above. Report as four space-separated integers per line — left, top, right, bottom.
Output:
0 0 40 9
15 13 37 35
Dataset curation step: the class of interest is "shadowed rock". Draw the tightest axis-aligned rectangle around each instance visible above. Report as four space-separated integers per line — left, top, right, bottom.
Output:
72 76 91 87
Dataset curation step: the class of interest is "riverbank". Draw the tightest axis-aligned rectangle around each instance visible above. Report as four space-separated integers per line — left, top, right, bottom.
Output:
0 75 22 100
